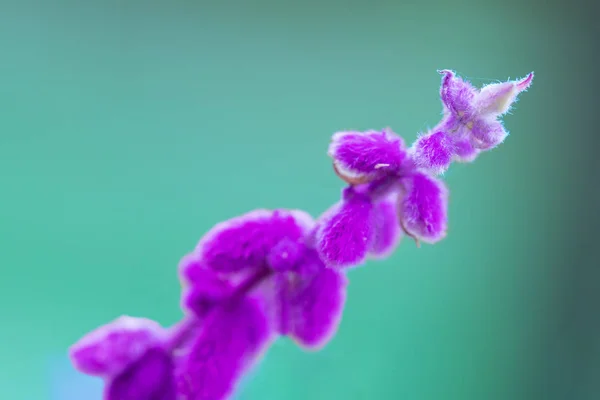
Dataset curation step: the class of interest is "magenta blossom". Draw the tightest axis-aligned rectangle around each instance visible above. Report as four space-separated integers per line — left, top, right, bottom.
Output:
69 69 533 399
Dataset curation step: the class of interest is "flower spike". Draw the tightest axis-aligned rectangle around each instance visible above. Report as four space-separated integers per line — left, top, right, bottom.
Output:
69 68 533 399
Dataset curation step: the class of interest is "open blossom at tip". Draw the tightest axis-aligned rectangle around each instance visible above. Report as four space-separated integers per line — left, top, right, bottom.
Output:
368 196 403 258
176 297 273 400
329 128 407 185
316 188 374 268
69 316 166 378
195 209 312 274
433 70 533 160
400 172 448 244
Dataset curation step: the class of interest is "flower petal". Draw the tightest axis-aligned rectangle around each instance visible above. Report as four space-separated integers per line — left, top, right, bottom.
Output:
452 138 479 163
196 209 312 273
411 130 454 174
105 347 176 400
288 259 348 350
69 316 166 378
475 72 534 116
328 129 407 184
400 173 448 244
176 297 273 400
469 118 508 150
438 69 477 118
368 197 403 258
316 188 374 268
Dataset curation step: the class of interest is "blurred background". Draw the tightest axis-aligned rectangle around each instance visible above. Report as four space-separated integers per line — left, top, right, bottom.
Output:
1 0 598 399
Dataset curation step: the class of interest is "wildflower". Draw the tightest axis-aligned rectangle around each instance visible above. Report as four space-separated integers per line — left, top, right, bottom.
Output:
412 70 534 173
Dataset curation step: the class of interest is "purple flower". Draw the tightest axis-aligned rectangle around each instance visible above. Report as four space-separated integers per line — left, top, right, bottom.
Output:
68 69 533 399
411 70 534 173
176 209 347 398
181 209 347 346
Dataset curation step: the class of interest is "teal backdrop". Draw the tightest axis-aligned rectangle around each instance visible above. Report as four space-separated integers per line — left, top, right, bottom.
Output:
1 1 598 399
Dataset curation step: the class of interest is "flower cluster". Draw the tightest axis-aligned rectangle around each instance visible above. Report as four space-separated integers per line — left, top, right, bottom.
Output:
69 70 533 400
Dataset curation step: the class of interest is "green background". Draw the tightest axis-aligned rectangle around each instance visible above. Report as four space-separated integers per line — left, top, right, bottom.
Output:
1 0 598 399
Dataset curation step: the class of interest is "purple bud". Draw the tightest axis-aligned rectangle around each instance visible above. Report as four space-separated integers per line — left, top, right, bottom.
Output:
400 173 448 244
411 130 454 174
196 210 311 273
105 347 176 400
328 128 407 185
176 298 272 400
69 316 166 378
434 71 533 161
288 262 348 350
368 197 402 258
316 188 374 268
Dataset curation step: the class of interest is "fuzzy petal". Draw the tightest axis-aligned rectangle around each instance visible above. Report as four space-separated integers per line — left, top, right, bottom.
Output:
438 69 477 118
329 129 407 184
197 209 311 273
288 259 348 350
176 297 272 400
475 72 534 116
452 138 479 163
105 347 176 400
400 173 448 243
368 197 402 258
411 130 454 174
316 189 374 268
69 316 166 378
469 118 508 150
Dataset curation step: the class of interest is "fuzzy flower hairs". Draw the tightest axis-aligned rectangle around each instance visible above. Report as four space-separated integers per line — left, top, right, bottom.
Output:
68 70 533 400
